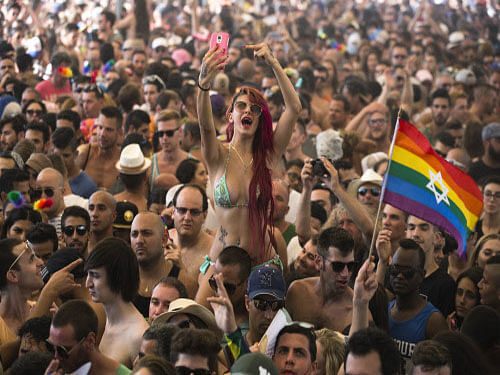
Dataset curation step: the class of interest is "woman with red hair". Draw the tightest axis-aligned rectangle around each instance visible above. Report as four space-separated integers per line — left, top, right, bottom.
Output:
195 42 301 302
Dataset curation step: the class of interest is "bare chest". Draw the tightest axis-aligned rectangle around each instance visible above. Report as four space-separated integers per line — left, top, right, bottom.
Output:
293 295 353 332
86 154 119 189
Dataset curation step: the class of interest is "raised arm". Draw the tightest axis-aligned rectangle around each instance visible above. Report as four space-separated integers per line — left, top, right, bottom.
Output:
349 258 377 337
295 160 315 245
244 43 301 163
197 46 227 167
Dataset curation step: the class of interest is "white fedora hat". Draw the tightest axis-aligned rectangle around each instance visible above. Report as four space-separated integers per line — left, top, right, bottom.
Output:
115 144 151 175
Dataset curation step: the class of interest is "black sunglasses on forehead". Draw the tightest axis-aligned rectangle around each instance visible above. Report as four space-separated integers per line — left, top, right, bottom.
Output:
83 84 104 98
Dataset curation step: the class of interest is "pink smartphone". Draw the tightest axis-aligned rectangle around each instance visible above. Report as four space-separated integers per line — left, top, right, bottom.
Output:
210 32 229 69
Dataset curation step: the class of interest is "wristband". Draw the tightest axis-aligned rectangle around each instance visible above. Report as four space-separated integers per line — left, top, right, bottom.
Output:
198 81 210 91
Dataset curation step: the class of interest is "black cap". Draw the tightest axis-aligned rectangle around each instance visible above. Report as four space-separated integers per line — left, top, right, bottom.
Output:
113 201 138 229
42 247 85 283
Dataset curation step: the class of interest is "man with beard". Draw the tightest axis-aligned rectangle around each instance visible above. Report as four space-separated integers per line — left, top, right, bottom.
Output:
45 300 131 375
286 227 362 333
88 191 116 251
129 50 147 86
286 238 319 285
388 239 448 369
0 114 25 152
131 211 185 317
364 105 391 153
61 206 90 259
77 106 122 190
469 122 500 183
420 89 451 144
208 266 287 364
327 95 350 130
35 168 66 237
170 184 213 296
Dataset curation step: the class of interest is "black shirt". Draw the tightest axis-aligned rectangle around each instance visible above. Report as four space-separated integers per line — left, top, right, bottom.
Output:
420 268 456 316
468 159 500 184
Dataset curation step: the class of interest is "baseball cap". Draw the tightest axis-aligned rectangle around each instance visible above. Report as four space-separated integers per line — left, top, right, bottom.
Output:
231 353 278 375
41 247 85 283
113 201 138 229
152 37 168 50
247 266 286 300
455 69 476 85
482 122 500 141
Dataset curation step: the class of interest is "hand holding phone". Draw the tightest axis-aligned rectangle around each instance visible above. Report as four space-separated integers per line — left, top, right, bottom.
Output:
209 33 230 69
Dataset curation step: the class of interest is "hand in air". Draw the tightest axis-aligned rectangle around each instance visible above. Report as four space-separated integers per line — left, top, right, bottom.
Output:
206 272 238 334
353 257 377 305
244 43 275 65
199 46 228 88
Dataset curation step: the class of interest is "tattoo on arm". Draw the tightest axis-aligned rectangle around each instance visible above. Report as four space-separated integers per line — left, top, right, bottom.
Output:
200 66 208 79
219 226 228 247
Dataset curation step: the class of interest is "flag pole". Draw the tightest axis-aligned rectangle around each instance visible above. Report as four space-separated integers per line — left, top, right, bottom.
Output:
367 107 403 260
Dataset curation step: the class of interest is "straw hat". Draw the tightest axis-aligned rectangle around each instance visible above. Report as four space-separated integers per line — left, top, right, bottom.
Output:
115 144 151 175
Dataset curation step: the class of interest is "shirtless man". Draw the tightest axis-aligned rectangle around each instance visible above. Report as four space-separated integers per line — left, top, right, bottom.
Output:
77 106 122 190
85 237 149 368
286 226 360 333
169 184 213 295
130 212 187 317
150 110 188 178
88 191 116 251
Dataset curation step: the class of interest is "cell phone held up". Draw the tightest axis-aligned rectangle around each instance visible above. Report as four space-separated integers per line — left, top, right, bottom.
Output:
209 32 229 70
311 158 333 177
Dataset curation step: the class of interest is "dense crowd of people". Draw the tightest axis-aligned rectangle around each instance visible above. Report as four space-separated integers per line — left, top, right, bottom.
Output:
0 0 500 374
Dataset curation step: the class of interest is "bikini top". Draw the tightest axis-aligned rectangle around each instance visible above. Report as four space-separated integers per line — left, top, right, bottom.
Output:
213 146 249 208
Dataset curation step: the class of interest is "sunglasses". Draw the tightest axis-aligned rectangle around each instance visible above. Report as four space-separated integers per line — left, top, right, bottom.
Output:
63 225 88 236
26 109 43 116
32 187 58 200
83 84 104 98
367 118 386 126
175 366 211 375
389 264 418 279
54 337 86 359
8 242 33 272
253 298 285 312
358 187 381 197
175 206 204 217
327 260 357 273
209 274 243 295
156 128 180 138
234 101 262 116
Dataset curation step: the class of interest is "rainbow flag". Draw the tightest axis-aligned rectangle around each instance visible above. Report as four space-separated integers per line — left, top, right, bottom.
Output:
382 119 483 258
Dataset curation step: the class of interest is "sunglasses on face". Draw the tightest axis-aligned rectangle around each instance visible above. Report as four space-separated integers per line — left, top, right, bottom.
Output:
327 260 357 273
156 128 180 138
175 366 211 375
26 109 43 116
253 298 285 312
209 274 242 295
389 264 418 279
63 225 88 236
368 118 386 126
175 206 204 217
358 187 381 197
32 187 57 200
54 337 85 359
234 101 262 117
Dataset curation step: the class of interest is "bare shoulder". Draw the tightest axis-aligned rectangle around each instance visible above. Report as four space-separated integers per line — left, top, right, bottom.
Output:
288 277 317 297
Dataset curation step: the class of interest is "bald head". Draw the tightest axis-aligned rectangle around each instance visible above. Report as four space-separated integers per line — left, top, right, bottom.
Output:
37 168 64 188
153 173 179 192
89 190 116 211
133 211 164 235
446 148 471 171
237 58 255 81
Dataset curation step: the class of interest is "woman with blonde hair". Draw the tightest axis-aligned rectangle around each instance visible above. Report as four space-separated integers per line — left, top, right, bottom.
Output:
314 328 346 375
468 233 500 269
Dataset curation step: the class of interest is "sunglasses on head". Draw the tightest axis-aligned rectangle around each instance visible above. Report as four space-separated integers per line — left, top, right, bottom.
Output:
357 187 380 197
175 366 211 375
389 264 418 279
63 225 88 236
234 101 262 116
156 128 180 138
327 260 357 273
54 337 85 359
83 84 104 98
209 274 242 295
253 298 285 312
32 187 57 200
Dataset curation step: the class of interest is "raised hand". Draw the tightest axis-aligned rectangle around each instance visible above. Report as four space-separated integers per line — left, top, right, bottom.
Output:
45 258 83 297
199 46 228 89
301 159 316 191
353 257 377 305
376 229 392 265
44 359 63 375
206 273 238 334
164 242 183 269
321 157 341 193
244 43 275 65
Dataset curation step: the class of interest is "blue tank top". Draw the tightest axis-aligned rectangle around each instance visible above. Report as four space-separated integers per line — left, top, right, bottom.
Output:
388 300 439 359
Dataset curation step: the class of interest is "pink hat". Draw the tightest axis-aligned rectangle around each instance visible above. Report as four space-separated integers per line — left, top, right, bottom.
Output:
171 48 192 67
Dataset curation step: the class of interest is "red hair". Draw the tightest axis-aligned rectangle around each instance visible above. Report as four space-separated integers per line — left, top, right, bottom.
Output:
225 87 275 261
